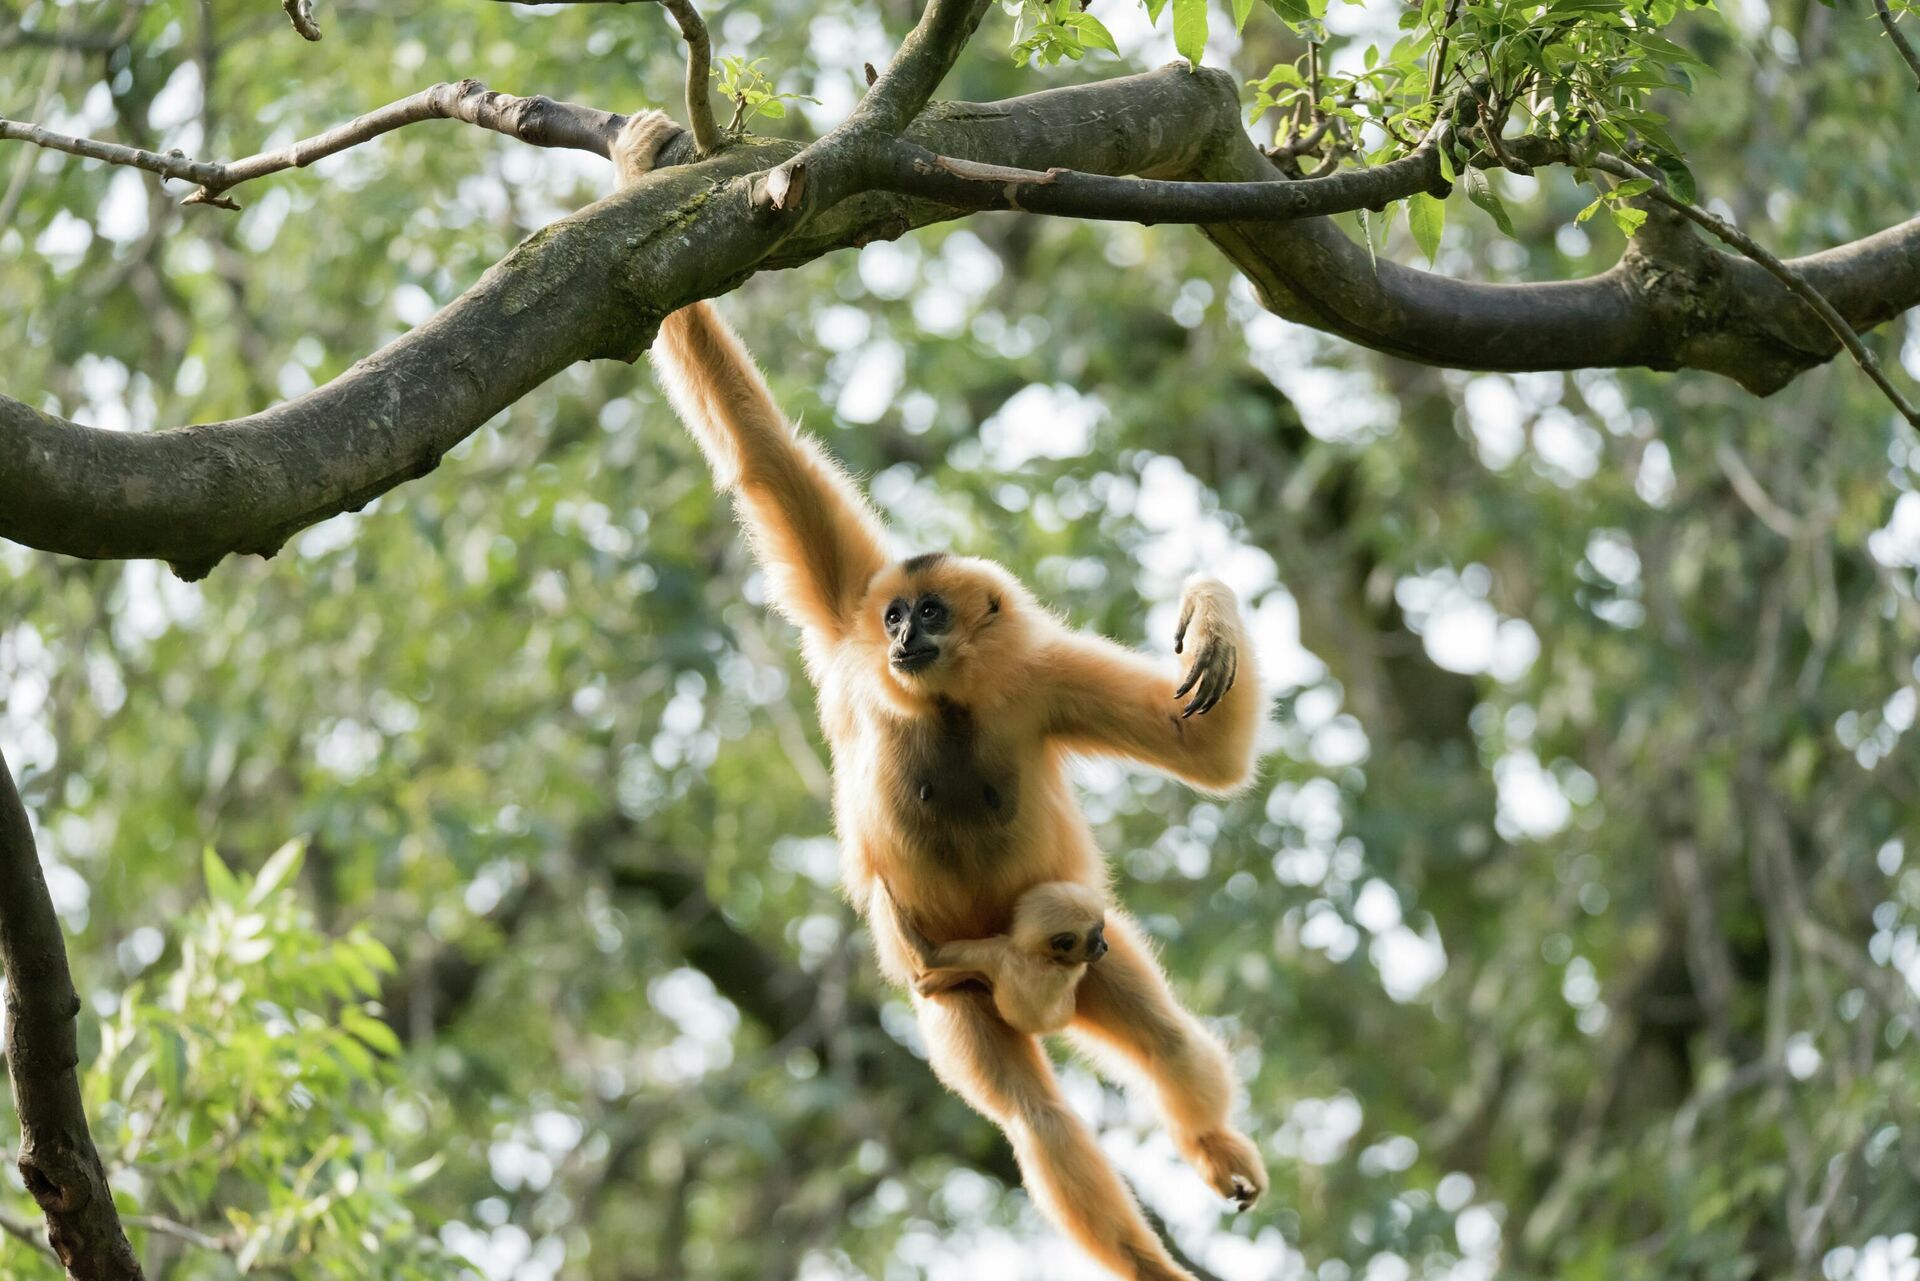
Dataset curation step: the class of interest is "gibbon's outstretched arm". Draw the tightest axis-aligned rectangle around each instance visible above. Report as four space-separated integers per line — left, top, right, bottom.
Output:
1042 577 1264 793
650 305 891 640
618 112 890 644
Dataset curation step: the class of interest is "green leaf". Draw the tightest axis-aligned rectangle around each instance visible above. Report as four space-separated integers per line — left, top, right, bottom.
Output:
1610 204 1648 236
1653 152 1696 204
1173 0 1209 63
1144 0 1171 22
1436 145 1456 183
247 839 306 908
1233 0 1256 29
343 1008 402 1058
1575 193 1605 223
1610 177 1653 200
1465 168 1516 237
1408 190 1446 262
1264 0 1315 25
756 99 787 119
204 846 242 906
1065 11 1120 53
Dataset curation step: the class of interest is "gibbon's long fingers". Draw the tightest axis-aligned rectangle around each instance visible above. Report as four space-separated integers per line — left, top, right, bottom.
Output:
1174 596 1195 656
1173 640 1213 701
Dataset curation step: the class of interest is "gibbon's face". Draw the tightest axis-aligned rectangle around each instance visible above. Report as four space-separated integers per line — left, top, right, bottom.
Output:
861 552 1021 696
1012 882 1109 966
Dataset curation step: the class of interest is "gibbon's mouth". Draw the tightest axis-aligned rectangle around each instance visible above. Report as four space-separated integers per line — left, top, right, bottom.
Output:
891 645 939 673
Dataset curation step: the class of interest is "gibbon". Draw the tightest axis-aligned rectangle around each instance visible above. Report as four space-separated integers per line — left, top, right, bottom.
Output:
617 112 1269 1281
884 877 1110 1035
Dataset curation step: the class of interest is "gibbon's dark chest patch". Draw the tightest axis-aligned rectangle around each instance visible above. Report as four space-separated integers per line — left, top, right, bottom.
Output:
890 697 1019 856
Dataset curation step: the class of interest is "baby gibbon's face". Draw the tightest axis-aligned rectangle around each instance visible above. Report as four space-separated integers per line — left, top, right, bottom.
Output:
1013 883 1109 966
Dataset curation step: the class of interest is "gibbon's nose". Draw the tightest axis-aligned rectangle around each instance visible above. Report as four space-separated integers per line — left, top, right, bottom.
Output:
891 642 939 672
1085 930 1108 962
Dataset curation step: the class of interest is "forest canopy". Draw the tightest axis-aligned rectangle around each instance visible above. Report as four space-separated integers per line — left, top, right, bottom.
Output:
1 0 1919 1278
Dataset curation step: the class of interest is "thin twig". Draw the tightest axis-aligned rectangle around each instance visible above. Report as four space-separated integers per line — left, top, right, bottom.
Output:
0 1207 55 1257
0 80 623 209
484 0 720 152
1307 42 1323 122
1428 0 1464 100
1593 152 1920 427
280 0 322 41
658 0 722 155
123 1214 231 1253
1874 0 1920 90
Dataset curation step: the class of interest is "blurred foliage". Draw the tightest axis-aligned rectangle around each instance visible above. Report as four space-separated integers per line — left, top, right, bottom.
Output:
2 0 1919 1279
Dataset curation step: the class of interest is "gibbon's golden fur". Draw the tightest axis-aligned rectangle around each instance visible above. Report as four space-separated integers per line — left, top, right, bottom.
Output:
618 112 1268 1281
885 878 1110 1035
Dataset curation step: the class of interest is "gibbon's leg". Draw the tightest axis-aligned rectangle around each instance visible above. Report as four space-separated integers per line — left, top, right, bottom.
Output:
614 111 890 646
1069 913 1268 1210
917 989 1197 1281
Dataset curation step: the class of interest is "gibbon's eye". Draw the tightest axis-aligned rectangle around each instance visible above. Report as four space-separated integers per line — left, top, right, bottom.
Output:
884 599 907 628
1049 933 1076 953
916 597 949 629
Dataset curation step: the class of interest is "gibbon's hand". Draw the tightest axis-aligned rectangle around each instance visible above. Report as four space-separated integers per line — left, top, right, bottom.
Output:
1173 577 1240 719
612 109 684 186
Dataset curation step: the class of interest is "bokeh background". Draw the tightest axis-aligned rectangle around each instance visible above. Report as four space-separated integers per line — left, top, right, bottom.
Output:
3 0 1919 1278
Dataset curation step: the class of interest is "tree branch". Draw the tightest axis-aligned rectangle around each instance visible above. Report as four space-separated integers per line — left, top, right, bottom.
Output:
280 0 322 41
0 79 622 209
488 0 723 154
1874 0 1920 90
752 0 993 215
659 0 723 155
870 119 1452 223
0 749 144 1280
5 66 1920 572
1592 152 1920 427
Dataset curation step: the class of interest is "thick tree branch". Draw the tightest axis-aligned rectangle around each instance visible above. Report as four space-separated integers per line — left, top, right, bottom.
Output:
1592 152 1920 426
0 80 622 209
5 67 1920 572
0 750 144 1281
752 0 993 214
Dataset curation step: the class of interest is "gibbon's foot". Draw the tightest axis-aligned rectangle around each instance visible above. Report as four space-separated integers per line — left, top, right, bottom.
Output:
1172 577 1240 719
1178 1127 1269 1211
612 109 685 184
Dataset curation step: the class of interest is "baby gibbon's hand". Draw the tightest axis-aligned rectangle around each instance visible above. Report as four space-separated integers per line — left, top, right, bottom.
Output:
1173 577 1240 719
612 110 686 186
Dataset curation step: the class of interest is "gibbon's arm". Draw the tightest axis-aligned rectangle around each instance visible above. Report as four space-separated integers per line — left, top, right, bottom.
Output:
651 302 891 643
1040 578 1263 794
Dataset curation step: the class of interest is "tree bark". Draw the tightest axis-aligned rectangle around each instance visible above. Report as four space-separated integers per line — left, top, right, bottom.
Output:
2 65 1917 575
0 750 143 1281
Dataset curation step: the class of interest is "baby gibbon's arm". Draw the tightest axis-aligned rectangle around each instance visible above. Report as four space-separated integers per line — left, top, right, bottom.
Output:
1039 577 1264 793
651 303 891 642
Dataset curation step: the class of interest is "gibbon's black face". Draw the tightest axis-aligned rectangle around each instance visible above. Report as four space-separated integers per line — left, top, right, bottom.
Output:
885 591 952 673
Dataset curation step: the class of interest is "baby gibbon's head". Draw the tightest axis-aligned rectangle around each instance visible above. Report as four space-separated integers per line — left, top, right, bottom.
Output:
1011 881 1108 965
858 552 1035 700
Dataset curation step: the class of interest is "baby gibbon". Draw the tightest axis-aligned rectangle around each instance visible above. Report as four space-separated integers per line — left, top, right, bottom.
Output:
618 111 1268 1281
886 878 1109 1035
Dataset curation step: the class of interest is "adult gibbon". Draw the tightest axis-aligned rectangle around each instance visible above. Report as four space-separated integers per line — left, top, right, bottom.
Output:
618 113 1268 1281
